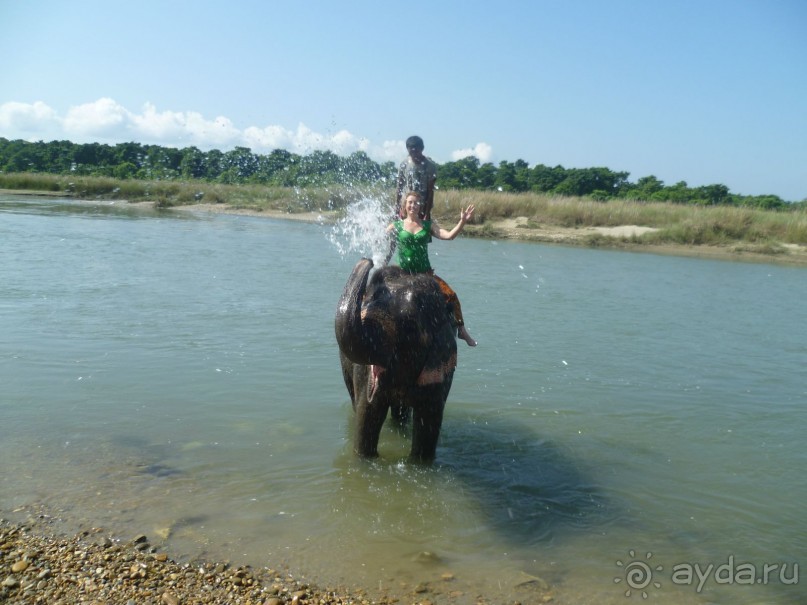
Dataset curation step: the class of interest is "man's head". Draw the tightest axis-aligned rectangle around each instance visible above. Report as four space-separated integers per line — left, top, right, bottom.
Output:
406 136 425 161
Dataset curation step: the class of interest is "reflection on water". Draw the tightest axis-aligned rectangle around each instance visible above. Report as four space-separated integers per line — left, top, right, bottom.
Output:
1 196 805 604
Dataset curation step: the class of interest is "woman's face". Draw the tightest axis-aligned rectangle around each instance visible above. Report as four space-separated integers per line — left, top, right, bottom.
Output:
405 195 421 216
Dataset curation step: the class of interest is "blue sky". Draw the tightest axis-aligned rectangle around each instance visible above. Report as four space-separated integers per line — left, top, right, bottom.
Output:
1 0 805 200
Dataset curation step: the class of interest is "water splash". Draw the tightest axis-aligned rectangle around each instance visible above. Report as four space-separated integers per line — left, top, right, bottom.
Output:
328 196 394 267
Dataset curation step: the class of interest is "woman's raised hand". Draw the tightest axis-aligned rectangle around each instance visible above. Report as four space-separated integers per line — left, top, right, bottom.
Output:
460 204 475 223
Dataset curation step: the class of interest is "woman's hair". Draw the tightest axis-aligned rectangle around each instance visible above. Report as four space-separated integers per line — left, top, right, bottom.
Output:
405 190 423 203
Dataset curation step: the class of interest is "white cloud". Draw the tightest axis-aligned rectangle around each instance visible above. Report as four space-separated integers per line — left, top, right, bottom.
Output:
242 122 328 154
0 97 408 164
451 142 493 163
377 139 406 162
243 124 294 151
129 103 184 139
330 129 362 154
291 123 327 152
0 101 59 132
63 98 129 137
243 123 374 158
176 112 241 148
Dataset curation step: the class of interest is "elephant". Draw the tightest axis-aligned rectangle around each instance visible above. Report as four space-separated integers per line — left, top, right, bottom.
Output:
335 258 457 461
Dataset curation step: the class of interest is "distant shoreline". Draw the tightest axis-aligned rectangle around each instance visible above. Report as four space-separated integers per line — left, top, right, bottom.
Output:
3 190 806 266
169 201 807 267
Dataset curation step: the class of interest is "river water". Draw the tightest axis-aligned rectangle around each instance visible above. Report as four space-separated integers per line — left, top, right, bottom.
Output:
1 195 804 604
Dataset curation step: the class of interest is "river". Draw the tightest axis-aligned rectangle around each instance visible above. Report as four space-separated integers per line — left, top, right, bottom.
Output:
1 195 804 604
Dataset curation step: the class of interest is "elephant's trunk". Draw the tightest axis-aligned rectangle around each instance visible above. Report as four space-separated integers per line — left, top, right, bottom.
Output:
335 258 386 366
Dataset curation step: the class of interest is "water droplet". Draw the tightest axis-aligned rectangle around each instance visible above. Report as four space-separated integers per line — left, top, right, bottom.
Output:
328 197 393 266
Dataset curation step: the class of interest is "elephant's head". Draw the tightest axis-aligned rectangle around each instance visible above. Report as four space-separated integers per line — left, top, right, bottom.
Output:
335 258 457 402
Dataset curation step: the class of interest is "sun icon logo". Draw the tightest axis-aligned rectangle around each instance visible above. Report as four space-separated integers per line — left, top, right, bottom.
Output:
614 550 663 598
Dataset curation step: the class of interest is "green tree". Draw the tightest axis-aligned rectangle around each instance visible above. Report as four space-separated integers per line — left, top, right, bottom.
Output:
623 175 665 200
112 162 138 179
255 149 290 182
494 160 516 191
513 159 530 192
738 194 785 210
650 181 692 203
180 146 206 179
204 149 224 180
296 150 341 185
2 140 41 172
696 184 730 206
476 162 497 189
342 151 383 183
114 142 146 167
73 142 116 172
528 164 565 192
552 167 626 197
1 137 797 207
438 156 480 189
222 146 258 180
44 140 76 172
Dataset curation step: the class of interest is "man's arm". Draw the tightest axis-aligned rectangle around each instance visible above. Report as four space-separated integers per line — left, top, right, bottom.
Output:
423 174 436 220
394 164 406 219
421 157 437 220
383 224 397 266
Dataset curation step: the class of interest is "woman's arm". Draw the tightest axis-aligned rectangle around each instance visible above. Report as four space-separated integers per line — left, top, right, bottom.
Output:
431 205 475 240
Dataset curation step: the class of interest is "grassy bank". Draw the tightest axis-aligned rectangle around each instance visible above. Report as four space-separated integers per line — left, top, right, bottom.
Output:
437 188 807 249
0 172 375 213
3 172 806 249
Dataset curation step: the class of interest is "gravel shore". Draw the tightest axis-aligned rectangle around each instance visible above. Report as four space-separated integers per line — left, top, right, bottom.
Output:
1 507 559 605
1 516 389 605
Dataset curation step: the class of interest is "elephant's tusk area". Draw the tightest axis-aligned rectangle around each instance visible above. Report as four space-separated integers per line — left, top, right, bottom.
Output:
368 364 384 402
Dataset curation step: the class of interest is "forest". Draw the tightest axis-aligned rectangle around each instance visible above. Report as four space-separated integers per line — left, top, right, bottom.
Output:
0 137 800 209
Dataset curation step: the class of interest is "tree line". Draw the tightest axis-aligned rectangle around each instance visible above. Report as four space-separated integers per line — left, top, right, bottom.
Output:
0 137 799 209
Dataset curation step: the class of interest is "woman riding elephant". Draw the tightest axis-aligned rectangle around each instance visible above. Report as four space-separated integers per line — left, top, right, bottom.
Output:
385 190 477 347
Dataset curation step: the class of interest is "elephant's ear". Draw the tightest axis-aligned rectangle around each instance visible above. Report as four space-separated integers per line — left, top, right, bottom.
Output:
416 329 457 386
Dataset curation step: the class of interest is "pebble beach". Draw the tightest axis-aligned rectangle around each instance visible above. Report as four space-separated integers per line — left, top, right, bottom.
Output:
1 506 545 605
1 515 389 605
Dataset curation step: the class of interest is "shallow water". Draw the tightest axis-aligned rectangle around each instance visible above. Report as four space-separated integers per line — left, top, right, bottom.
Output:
1 196 805 604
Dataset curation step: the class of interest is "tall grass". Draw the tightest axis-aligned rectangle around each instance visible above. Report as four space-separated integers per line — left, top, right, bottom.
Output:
2 173 805 246
0 173 359 212
0 173 222 206
435 188 807 245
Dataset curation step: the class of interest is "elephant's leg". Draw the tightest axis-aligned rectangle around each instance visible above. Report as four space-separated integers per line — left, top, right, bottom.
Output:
410 401 445 462
354 400 389 458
